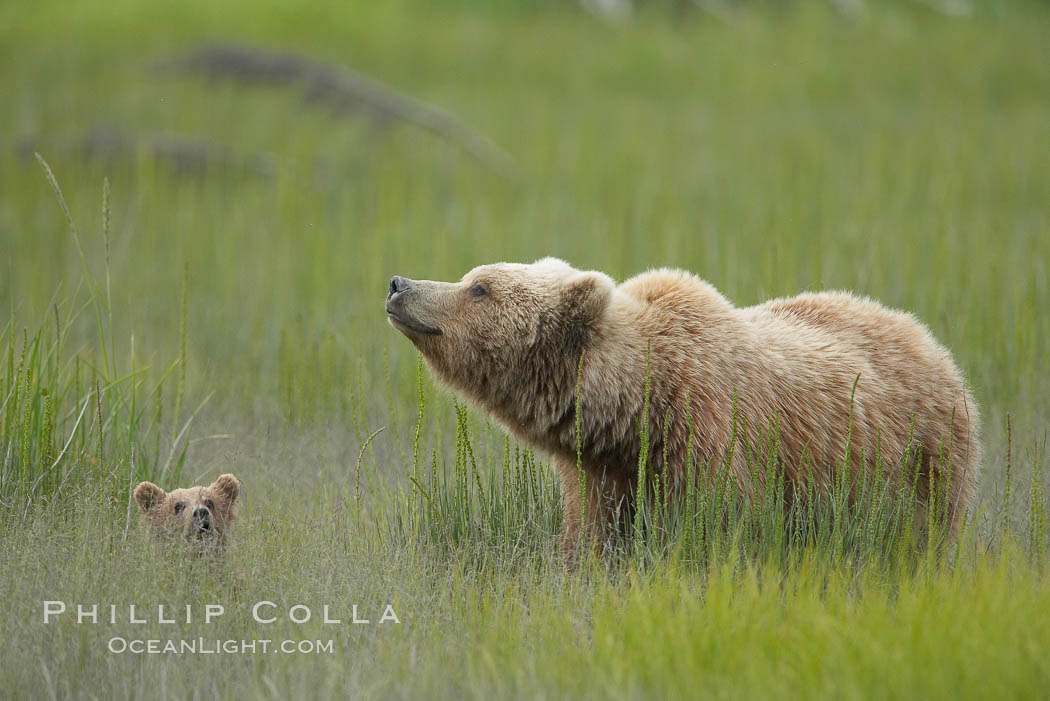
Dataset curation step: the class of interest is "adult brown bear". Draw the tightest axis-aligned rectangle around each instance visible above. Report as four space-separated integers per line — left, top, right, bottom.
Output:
386 258 980 556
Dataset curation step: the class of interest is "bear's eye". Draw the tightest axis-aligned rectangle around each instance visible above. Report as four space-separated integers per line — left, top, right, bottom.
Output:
205 499 215 512
469 283 487 299
174 502 186 515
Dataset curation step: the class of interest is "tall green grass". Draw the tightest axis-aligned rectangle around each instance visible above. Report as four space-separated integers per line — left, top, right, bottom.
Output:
1 157 207 511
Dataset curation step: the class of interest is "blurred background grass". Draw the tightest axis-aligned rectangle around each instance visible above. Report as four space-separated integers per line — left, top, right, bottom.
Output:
2 0 1049 697
6 1 1049 452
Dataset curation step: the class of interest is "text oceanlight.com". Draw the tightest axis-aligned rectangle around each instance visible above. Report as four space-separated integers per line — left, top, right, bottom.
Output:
107 637 335 655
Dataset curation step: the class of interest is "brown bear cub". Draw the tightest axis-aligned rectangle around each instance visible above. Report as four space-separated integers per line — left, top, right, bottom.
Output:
134 474 240 551
386 258 981 558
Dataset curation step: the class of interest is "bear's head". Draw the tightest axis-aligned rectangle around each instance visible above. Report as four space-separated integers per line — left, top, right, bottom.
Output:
133 474 240 550
385 258 615 426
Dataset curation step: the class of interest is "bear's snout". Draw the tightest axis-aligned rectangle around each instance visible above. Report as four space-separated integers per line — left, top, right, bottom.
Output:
388 275 412 300
192 506 212 532
386 276 444 336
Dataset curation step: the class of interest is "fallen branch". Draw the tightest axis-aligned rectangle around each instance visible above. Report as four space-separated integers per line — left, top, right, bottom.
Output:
159 45 519 176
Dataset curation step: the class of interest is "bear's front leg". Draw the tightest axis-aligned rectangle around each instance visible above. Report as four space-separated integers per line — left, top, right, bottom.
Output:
557 458 585 565
556 458 633 565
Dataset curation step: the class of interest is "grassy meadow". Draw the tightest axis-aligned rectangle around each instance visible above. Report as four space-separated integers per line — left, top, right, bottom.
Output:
2 0 1050 697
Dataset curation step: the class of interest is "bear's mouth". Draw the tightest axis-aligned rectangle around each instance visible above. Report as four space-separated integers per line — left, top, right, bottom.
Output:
186 526 219 545
386 310 442 336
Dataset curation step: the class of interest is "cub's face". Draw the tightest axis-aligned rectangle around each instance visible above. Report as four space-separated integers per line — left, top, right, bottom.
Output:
134 474 240 550
385 257 613 403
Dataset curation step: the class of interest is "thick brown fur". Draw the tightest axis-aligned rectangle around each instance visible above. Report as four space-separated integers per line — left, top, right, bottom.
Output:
134 474 241 552
386 259 980 558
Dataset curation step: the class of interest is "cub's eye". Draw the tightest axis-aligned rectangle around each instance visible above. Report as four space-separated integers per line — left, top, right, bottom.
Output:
469 283 487 298
205 499 215 511
174 502 186 515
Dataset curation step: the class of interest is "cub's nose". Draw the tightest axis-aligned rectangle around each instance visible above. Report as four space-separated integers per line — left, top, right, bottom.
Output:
192 507 211 530
388 275 412 300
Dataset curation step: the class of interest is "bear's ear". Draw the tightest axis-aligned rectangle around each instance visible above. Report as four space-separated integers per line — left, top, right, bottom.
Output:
564 270 614 323
211 474 240 504
134 482 165 513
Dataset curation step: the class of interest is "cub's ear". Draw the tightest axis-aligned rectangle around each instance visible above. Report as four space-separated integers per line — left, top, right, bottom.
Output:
134 482 166 512
565 270 614 323
211 474 241 504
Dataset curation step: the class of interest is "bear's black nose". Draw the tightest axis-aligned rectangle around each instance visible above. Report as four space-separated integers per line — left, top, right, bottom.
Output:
192 507 211 530
388 275 412 300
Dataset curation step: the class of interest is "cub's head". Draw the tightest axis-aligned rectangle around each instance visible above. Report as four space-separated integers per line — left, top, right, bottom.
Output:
134 474 240 551
385 258 614 412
